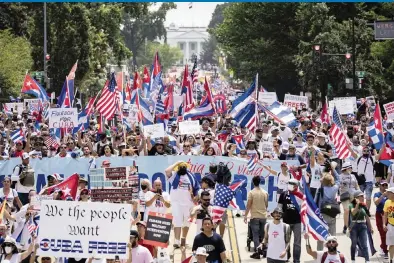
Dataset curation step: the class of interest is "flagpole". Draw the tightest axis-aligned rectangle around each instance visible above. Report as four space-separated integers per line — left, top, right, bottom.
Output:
72 87 78 108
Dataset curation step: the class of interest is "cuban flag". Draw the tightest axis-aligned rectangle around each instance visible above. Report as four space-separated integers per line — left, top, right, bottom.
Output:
231 135 245 153
57 61 78 108
142 66 150 97
148 52 161 97
213 94 227 114
136 95 154 126
233 102 258 132
247 154 259 172
183 77 215 120
3 104 12 115
260 101 298 127
21 74 49 102
124 75 132 104
72 109 89 134
230 76 257 119
10 129 25 143
367 103 384 150
289 176 329 241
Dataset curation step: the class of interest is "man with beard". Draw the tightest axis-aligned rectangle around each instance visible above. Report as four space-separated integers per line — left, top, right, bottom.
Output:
129 229 153 263
305 235 349 263
39 173 62 195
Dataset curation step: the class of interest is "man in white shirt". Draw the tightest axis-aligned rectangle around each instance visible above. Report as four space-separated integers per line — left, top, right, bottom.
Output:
305 235 349 263
144 179 171 221
279 123 293 143
356 147 375 209
130 230 153 263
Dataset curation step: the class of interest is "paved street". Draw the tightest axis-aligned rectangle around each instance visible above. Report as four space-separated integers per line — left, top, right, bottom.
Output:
171 187 389 263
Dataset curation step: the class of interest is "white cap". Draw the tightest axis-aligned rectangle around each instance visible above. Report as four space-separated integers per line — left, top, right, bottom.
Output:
387 187 394 194
22 152 29 160
195 247 209 256
282 141 289 150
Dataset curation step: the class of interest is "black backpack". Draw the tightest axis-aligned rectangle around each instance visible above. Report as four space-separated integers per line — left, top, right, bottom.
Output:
216 162 231 186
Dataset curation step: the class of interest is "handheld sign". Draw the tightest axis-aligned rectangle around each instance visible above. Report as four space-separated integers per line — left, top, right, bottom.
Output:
48 108 78 129
144 212 173 248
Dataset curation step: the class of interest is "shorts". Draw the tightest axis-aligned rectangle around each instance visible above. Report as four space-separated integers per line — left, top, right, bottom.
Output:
360 182 373 200
172 204 192 228
386 224 394 246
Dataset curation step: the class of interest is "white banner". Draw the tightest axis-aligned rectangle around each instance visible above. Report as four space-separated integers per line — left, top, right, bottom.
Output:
384 102 394 120
38 200 131 258
178 120 200 135
329 99 354 115
48 108 78 129
5 103 24 115
333 97 357 111
283 94 309 109
258 92 277 105
143 123 165 139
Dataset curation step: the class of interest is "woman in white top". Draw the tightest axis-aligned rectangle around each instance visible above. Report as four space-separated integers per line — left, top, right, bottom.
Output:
263 162 291 201
293 133 306 155
308 151 325 200
0 236 35 263
0 177 22 210
138 179 151 221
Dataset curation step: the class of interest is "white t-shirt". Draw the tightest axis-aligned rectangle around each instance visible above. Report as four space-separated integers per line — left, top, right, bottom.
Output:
266 222 287 260
294 141 306 155
277 172 291 192
131 245 154 263
168 172 193 206
279 127 293 142
0 253 22 263
389 164 394 187
144 191 170 221
310 165 323 189
0 188 18 207
316 251 349 263
138 190 150 213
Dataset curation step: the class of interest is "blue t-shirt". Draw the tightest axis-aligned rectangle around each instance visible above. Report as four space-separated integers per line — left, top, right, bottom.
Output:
374 192 387 213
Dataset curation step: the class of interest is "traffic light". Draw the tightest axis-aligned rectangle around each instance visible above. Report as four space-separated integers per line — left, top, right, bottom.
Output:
45 54 51 80
345 53 352 66
312 44 322 63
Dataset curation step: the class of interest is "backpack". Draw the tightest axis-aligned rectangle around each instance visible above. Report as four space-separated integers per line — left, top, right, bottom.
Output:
216 162 232 186
266 222 291 244
321 251 345 263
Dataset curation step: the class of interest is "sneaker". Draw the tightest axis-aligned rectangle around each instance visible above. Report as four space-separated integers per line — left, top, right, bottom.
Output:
343 226 347 234
173 239 180 249
250 252 260 259
384 254 389 259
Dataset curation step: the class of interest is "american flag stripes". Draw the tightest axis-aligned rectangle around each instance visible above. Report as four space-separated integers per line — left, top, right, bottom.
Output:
212 180 244 223
329 107 351 159
44 136 59 150
181 64 195 112
191 58 198 83
96 73 117 120
27 217 37 234
85 96 96 116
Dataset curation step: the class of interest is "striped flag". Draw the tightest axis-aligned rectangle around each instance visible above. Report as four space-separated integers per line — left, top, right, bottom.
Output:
191 58 198 83
44 136 59 150
96 73 117 120
10 129 25 143
181 64 195 113
27 217 37 234
247 154 259 172
85 96 96 116
212 180 244 223
329 106 351 159
213 94 227 114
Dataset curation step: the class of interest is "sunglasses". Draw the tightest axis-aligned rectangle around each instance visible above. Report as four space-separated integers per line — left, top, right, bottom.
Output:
326 240 337 244
184 145 191 148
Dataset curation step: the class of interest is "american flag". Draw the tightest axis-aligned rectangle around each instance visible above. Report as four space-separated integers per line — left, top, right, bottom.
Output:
247 154 259 172
329 106 351 159
191 58 198 83
212 180 244 223
27 217 38 234
44 135 59 150
96 73 117 120
85 96 96 116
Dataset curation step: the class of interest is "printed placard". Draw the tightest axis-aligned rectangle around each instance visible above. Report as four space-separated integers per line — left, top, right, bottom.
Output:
24 99 41 112
38 200 131 258
48 108 78 129
144 212 173 248
384 102 394 120
283 94 309 109
178 120 200 135
258 92 277 106
259 141 273 154
143 123 165 139
333 97 357 111
329 99 354 115
5 103 24 115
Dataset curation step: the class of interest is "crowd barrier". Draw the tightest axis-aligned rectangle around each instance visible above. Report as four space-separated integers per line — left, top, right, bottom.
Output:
0 156 299 211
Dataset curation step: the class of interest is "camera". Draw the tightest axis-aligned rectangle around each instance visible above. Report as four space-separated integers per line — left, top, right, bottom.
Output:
157 189 162 195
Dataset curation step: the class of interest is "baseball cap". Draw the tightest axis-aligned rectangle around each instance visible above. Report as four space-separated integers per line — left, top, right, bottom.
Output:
47 173 63 181
195 247 209 256
386 187 394 194
282 142 289 150
317 132 326 138
353 190 364 197
341 162 352 170
326 236 337 243
22 152 29 160
102 160 111 166
288 179 299 185
136 221 147 228
380 180 388 185
129 230 139 237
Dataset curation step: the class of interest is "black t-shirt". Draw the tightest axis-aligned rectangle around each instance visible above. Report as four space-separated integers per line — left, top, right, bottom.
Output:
317 142 332 157
192 232 226 262
278 192 301 224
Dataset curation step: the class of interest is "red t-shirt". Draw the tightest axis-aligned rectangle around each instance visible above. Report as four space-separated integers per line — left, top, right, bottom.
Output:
139 239 154 256
11 150 24 158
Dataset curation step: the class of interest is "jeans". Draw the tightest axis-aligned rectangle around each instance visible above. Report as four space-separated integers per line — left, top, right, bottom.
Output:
267 258 287 263
289 223 301 263
360 182 373 201
250 218 266 251
376 212 388 253
350 223 369 261
317 213 337 251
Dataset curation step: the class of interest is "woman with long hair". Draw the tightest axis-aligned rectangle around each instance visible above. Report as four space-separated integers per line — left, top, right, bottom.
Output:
0 176 22 210
99 144 115 157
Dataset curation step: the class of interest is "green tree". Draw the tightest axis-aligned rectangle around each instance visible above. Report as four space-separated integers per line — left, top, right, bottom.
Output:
136 41 182 70
0 30 33 96
122 3 176 68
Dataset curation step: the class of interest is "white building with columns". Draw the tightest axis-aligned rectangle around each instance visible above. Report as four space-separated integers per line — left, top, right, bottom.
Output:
160 23 209 65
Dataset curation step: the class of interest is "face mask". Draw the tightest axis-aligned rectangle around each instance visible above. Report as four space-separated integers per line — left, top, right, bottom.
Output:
4 246 12 254
287 185 295 192
141 185 147 191
327 246 337 253
363 153 369 157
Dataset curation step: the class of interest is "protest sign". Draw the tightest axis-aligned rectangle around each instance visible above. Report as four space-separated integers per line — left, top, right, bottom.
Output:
333 97 357 111
283 94 309 109
30 195 53 210
258 92 277 105
38 200 131 258
48 108 78 129
178 120 200 135
144 212 173 248
5 103 24 115
259 141 274 155
329 99 354 115
143 123 165 139
24 99 41 112
384 102 394 120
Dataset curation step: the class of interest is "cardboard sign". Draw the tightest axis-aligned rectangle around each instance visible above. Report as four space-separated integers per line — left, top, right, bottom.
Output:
178 120 200 135
258 92 277 106
329 99 354 115
5 103 24 115
38 200 131 259
283 94 309 109
384 102 394 120
259 141 273 154
333 97 357 111
144 212 173 248
125 104 138 123
24 99 41 112
143 123 165 139
48 108 78 129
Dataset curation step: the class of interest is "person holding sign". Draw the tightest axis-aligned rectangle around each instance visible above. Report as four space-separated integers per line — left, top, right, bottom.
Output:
144 179 171 222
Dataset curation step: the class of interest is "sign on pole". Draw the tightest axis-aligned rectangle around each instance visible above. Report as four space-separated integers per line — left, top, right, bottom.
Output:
374 21 394 40
38 200 131 258
283 94 309 109
5 103 24 115
48 108 78 129
258 92 277 106
329 99 354 115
